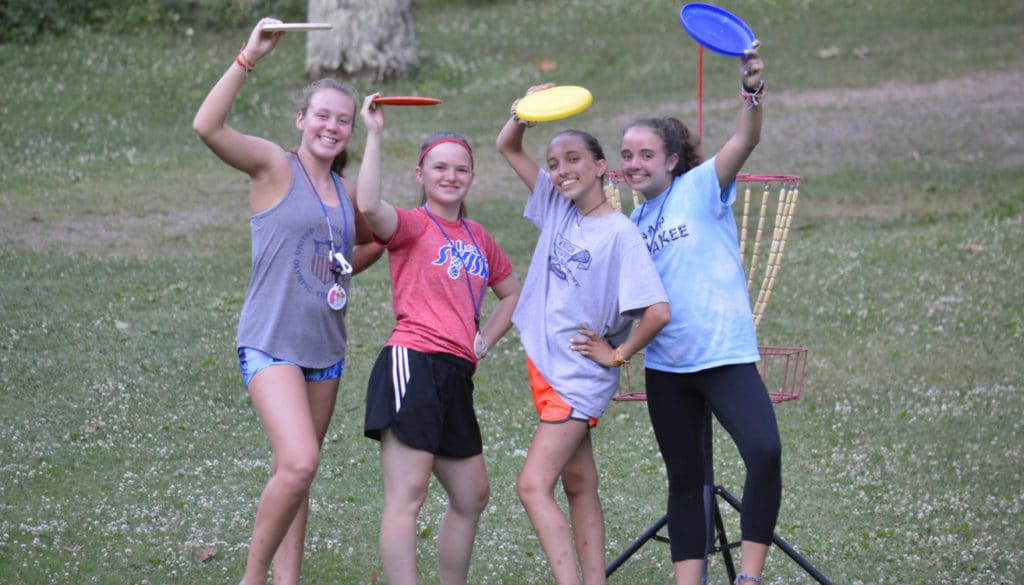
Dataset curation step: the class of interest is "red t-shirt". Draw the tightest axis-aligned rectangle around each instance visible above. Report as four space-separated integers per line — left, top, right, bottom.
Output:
377 206 513 364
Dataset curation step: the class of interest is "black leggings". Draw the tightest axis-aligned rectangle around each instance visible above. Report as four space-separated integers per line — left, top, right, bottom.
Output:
645 363 782 562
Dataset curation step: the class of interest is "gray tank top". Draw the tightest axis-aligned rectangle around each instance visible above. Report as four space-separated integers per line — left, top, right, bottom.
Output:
236 153 355 368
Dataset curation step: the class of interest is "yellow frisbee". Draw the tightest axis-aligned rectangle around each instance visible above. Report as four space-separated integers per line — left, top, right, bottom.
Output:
514 85 593 123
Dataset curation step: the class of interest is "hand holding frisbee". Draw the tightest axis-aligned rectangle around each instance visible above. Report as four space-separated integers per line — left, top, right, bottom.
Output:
513 85 593 123
679 3 756 57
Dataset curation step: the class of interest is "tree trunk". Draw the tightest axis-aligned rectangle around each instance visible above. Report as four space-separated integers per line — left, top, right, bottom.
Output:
306 0 418 81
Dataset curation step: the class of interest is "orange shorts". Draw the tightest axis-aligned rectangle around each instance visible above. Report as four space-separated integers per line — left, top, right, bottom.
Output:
526 357 598 428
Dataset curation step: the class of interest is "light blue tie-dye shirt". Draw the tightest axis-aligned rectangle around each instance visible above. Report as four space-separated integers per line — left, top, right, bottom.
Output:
630 156 760 373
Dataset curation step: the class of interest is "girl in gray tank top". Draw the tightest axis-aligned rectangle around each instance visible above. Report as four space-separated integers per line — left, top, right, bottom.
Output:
193 17 382 585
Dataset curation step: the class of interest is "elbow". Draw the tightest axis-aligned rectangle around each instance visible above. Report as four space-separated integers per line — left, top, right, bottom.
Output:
506 288 522 307
495 139 512 158
192 116 213 143
357 200 378 218
653 302 671 331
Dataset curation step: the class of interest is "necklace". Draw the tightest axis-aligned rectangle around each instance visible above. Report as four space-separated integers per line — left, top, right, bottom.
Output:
575 200 606 227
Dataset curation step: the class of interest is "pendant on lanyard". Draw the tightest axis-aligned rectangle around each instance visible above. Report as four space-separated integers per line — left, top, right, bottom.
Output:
327 283 348 311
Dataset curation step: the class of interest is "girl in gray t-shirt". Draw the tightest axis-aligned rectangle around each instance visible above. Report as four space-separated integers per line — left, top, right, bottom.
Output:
497 85 670 585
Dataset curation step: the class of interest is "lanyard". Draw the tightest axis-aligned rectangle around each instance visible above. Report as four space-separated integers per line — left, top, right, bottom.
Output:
296 156 350 278
422 205 487 329
634 187 673 249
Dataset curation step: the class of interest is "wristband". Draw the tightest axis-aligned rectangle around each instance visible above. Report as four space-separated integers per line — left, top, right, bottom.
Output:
235 43 255 74
612 348 629 368
740 79 765 109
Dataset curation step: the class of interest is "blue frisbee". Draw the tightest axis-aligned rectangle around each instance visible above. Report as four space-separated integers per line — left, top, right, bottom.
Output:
679 3 755 57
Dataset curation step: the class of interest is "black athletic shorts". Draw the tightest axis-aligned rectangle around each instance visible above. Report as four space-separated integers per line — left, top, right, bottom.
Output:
364 345 482 457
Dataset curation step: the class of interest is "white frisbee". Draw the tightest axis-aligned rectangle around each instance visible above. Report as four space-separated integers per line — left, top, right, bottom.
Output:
262 23 332 32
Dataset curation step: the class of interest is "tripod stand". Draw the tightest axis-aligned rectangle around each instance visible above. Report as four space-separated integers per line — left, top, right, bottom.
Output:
605 348 831 584
605 447 832 584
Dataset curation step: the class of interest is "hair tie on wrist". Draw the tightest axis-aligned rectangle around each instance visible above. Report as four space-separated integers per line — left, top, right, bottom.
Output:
613 349 630 368
509 97 537 128
235 42 255 74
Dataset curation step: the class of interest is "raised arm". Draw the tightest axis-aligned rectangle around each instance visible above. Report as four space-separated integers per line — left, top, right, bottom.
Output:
715 40 764 188
355 93 399 242
496 84 554 192
192 19 287 184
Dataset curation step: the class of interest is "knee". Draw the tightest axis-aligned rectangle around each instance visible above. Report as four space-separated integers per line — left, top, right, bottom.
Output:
745 440 782 479
275 451 320 493
383 482 429 521
516 472 546 507
665 464 704 494
456 478 490 517
560 466 596 500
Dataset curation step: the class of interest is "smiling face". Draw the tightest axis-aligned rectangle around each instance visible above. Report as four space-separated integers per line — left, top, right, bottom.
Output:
416 141 475 211
296 88 356 162
620 125 679 199
546 132 607 204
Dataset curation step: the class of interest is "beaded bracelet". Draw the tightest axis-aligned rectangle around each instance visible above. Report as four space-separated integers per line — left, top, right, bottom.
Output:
740 79 766 109
235 43 255 75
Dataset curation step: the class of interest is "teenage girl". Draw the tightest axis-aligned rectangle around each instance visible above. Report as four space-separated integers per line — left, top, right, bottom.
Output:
497 85 670 585
192 18 382 585
619 41 779 585
356 92 522 585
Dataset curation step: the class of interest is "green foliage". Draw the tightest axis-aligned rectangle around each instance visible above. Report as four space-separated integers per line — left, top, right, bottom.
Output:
0 0 306 43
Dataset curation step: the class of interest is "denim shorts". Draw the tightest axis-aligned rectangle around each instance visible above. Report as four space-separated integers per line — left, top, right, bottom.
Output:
238 347 344 388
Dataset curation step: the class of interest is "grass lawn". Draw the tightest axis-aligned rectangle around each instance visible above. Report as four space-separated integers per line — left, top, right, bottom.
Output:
1 0 1022 583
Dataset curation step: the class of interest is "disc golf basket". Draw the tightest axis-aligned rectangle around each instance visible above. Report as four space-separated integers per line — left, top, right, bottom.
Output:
603 171 828 583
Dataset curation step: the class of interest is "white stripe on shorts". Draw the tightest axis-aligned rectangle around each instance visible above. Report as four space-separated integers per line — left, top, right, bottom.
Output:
391 346 411 412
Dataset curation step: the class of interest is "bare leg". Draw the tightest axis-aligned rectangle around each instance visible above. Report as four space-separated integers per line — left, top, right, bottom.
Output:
271 378 339 584
673 559 704 585
379 429 434 585
432 454 489 585
517 421 591 585
242 366 325 585
560 433 605 585
672 542 769 584
738 540 769 581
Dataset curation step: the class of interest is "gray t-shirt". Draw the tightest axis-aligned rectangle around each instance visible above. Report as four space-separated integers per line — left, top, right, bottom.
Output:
513 170 667 418
236 153 355 368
